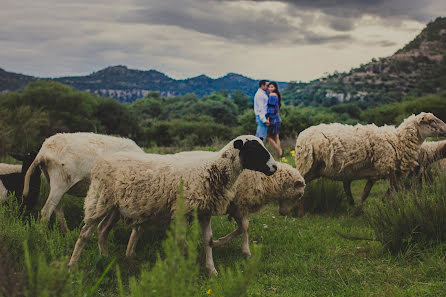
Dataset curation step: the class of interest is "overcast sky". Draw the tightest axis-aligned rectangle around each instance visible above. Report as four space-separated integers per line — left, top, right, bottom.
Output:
1 0 445 82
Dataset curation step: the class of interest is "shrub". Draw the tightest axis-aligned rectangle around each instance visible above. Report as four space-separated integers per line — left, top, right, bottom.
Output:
366 173 446 253
297 178 348 215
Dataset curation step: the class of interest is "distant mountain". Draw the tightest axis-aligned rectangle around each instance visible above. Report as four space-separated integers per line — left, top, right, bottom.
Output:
283 16 446 107
0 66 287 102
0 68 35 95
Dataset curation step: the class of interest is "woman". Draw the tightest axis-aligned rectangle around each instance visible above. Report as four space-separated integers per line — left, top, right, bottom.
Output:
265 81 282 157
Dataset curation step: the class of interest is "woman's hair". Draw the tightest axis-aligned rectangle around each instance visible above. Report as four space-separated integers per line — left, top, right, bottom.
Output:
269 81 281 108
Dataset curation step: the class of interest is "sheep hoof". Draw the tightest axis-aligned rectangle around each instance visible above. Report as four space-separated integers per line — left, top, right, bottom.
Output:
207 267 218 276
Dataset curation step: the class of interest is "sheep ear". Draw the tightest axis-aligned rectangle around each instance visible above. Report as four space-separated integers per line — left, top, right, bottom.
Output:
9 153 24 161
233 139 244 150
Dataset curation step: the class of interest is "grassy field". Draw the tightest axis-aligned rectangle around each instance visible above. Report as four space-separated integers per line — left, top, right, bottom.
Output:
1 150 446 297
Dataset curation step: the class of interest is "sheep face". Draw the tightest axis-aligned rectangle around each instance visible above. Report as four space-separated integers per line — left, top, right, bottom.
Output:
278 180 305 216
234 137 277 176
416 113 446 138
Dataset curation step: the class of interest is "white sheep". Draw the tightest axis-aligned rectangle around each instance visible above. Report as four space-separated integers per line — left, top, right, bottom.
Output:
67 135 277 275
0 164 22 202
212 162 305 257
295 112 446 215
414 140 446 182
0 153 41 207
23 132 143 232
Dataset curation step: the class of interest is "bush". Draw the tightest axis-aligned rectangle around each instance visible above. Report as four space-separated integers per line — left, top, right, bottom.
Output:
366 173 446 253
297 178 348 215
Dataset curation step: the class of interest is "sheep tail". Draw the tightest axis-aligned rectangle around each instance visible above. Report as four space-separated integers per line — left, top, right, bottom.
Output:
23 157 40 198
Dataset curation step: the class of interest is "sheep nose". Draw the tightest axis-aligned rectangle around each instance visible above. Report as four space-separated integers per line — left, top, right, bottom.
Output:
272 164 277 171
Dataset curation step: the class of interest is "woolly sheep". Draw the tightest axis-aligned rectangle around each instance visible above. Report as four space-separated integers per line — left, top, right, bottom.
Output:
67 135 277 275
0 153 41 210
414 140 446 182
295 112 446 215
212 162 305 257
23 132 143 232
0 163 22 203
153 151 306 257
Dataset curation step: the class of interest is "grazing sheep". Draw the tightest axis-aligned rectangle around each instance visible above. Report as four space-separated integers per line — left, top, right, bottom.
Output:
212 162 305 257
295 113 446 215
23 132 143 232
414 140 446 182
0 153 41 210
68 135 277 275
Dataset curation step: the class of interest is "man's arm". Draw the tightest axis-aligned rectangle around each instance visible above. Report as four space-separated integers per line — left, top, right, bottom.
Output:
254 91 268 123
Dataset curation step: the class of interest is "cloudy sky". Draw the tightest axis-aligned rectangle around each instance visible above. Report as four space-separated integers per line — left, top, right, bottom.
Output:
1 0 445 82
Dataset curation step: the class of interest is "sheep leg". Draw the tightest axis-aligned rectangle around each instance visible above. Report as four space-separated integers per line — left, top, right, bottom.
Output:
343 180 355 206
125 225 144 258
353 179 375 216
40 180 71 227
97 209 120 255
68 219 98 267
54 202 68 234
212 217 243 247
199 214 217 276
240 216 251 258
297 197 305 217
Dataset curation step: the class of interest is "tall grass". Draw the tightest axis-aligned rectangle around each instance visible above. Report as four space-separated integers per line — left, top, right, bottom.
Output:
366 173 446 253
0 184 261 297
298 178 348 215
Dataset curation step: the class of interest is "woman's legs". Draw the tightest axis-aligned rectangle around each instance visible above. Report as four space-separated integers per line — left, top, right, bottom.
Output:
266 135 281 158
274 134 282 156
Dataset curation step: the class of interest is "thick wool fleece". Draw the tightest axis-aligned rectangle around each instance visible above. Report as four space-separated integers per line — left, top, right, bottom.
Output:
83 138 258 226
229 162 305 217
295 114 426 181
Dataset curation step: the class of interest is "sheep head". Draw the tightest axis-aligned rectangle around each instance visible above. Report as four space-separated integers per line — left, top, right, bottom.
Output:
415 113 446 139
233 135 277 176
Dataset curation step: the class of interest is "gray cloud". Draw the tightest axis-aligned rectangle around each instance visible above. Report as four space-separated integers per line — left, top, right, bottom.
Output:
119 0 354 45
251 0 442 22
0 0 443 81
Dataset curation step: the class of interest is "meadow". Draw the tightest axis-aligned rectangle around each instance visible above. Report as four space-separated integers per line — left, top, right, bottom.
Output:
1 146 446 297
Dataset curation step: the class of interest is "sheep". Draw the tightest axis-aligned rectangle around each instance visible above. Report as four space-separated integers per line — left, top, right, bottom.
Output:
413 140 446 183
295 112 446 216
67 135 278 275
93 152 304 260
0 163 22 200
0 153 41 210
212 162 305 258
22 132 143 232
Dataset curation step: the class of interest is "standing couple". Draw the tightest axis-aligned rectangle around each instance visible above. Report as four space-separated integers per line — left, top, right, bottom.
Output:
254 80 282 157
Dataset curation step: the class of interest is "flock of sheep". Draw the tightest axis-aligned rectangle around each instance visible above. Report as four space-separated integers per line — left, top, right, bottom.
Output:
0 112 445 275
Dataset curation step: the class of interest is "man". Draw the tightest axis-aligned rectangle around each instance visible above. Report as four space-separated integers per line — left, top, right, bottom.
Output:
254 80 270 142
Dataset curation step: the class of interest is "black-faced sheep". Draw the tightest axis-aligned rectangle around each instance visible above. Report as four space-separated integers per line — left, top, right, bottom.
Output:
67 135 277 275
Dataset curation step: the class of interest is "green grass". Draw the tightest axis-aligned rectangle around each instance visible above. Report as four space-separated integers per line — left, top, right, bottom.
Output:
1 152 446 296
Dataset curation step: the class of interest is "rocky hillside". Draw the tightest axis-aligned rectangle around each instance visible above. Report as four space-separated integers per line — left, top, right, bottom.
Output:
0 66 286 102
283 17 446 107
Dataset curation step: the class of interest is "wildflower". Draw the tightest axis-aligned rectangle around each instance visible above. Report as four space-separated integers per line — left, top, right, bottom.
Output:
290 150 295 156
281 157 288 163
263 224 268 229
207 289 212 295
